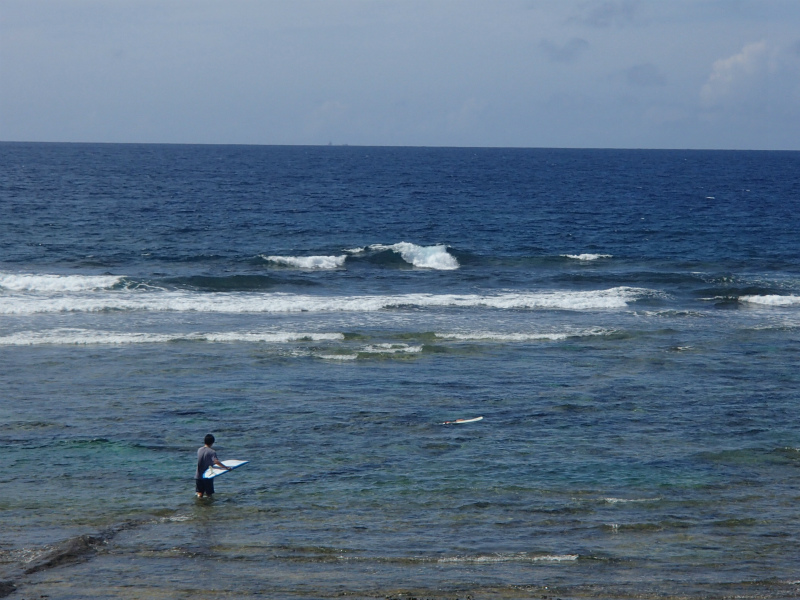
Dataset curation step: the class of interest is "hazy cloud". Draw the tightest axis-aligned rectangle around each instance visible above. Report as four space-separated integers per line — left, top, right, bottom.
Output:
539 38 590 63
446 97 487 133
304 100 349 138
2 1 800 149
643 104 690 126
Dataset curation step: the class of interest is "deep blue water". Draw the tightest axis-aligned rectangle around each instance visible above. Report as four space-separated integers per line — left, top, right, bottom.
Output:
2 143 800 599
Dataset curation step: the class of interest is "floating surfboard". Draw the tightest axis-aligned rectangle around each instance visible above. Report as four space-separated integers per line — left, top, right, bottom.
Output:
442 416 483 425
203 459 248 479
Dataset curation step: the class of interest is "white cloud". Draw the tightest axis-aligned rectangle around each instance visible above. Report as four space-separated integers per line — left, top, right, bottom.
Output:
700 41 770 107
694 40 800 148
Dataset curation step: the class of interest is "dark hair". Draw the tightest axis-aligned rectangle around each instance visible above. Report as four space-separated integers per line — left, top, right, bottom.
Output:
204 434 215 445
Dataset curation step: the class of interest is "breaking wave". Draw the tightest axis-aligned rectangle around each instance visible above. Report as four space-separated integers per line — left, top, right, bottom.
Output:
562 254 613 261
0 329 345 346
0 273 124 292
317 354 359 361
0 328 613 349
365 242 459 270
603 497 662 504
262 255 347 270
438 553 578 564
257 242 457 270
435 327 613 342
0 287 650 315
361 343 424 354
314 344 422 361
740 295 800 307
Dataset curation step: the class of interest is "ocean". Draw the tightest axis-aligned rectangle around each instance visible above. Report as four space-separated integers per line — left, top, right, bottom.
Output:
1 143 799 599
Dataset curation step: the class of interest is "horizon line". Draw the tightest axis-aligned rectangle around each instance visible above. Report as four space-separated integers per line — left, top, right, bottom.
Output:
1 140 798 152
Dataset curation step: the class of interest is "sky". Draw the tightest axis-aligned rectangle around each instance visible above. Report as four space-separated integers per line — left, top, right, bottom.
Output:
2 0 800 149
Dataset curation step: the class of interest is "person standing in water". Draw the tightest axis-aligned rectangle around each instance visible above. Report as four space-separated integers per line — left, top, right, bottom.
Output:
195 433 231 498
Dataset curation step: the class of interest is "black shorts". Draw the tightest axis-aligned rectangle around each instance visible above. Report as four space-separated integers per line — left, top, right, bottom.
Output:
195 477 215 495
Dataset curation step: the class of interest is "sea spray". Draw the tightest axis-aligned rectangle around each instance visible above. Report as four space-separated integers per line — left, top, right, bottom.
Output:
369 242 459 270
262 255 347 269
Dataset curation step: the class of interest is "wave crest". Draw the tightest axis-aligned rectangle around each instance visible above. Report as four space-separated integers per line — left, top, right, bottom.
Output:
0 273 123 292
0 287 650 315
262 255 346 270
436 327 613 342
438 553 578 563
562 254 613 261
740 295 800 307
259 243 458 270
0 329 345 346
369 242 459 270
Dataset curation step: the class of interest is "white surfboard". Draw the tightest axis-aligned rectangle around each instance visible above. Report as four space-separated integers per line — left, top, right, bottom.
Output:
442 416 483 425
203 459 248 479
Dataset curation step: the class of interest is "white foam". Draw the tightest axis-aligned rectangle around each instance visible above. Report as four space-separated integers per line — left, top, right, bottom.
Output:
562 254 612 261
361 343 423 354
740 295 800 307
438 553 578 564
203 332 343 343
370 242 459 270
749 321 800 332
262 255 347 269
0 287 649 315
0 329 345 346
314 344 423 360
604 497 661 504
436 327 612 342
0 273 123 292
317 354 358 361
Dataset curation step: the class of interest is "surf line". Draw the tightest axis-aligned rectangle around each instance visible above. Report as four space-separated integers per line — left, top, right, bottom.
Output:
442 416 484 425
